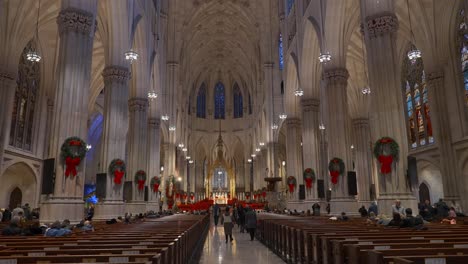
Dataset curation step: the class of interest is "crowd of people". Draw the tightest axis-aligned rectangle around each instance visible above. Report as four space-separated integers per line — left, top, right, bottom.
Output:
212 202 258 243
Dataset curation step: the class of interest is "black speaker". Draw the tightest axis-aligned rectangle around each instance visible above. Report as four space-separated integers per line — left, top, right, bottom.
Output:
123 181 133 202
298 184 305 200
144 186 149 201
407 156 418 190
317 180 325 198
326 189 331 202
41 158 55 194
96 173 107 199
347 171 358 195
370 184 376 200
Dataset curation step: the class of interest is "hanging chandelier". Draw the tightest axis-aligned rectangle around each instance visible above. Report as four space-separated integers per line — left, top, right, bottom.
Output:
125 49 138 64
271 123 279 130
279 112 288 120
255 148 261 152
169 125 176 131
189 160 194 164
318 52 331 63
361 87 371 95
148 89 157 100
406 0 421 63
178 143 184 148
259 142 265 146
319 123 326 130
182 148 188 152
161 114 169 121
294 88 304 97
27 0 41 62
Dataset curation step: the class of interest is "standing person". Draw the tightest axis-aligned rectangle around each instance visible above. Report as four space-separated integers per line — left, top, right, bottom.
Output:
213 202 220 226
359 205 368 217
86 205 95 221
244 205 257 241
237 204 245 233
326 203 331 215
221 207 235 243
22 203 31 220
434 198 449 218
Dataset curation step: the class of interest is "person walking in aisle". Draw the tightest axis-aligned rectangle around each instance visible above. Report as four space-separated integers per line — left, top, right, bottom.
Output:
237 204 245 233
221 207 235 243
245 205 257 241
213 203 220 226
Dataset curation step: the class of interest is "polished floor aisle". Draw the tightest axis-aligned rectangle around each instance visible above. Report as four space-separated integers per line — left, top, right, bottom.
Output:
198 218 285 264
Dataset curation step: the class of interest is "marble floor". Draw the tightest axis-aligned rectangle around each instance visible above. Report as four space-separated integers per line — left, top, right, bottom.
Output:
198 218 285 264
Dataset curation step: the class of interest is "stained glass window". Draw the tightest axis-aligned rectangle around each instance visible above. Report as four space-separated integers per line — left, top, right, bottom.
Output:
196 83 206 118
287 0 295 15
214 82 225 119
9 41 40 151
279 33 284 71
402 45 434 149
458 9 468 106
233 83 243 118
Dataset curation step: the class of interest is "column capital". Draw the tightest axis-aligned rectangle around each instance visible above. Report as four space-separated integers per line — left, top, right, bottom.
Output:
263 62 274 68
167 61 179 67
102 66 131 85
352 118 369 127
0 68 16 81
301 98 320 113
365 12 398 39
128 97 148 112
285 118 301 128
323 68 349 86
57 8 95 36
148 118 161 129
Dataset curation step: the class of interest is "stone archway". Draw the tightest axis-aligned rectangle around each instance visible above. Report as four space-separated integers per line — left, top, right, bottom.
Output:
418 182 431 204
0 162 38 209
9 187 22 210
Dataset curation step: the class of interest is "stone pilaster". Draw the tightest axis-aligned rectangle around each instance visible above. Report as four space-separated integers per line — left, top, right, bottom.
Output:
301 98 320 200
361 3 417 215
41 6 97 223
352 118 373 202
285 118 302 200
146 117 161 212
427 71 461 206
127 98 148 204
324 68 357 214
0 69 16 174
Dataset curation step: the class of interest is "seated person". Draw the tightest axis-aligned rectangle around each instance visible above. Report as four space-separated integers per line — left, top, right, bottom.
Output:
22 220 43 236
61 219 73 230
45 221 72 237
2 216 22 236
339 212 349 221
81 220 94 232
388 213 402 227
400 208 424 228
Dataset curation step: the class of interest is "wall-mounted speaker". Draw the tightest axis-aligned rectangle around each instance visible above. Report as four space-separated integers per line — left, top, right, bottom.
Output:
407 156 418 191
123 181 133 202
317 180 325 198
298 184 305 200
96 173 107 199
144 186 149 202
347 171 358 196
41 158 55 194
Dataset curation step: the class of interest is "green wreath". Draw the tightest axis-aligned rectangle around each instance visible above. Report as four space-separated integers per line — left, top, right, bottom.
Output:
328 158 345 185
150 176 161 192
134 170 147 191
60 137 87 177
373 137 399 160
108 159 126 184
303 168 316 189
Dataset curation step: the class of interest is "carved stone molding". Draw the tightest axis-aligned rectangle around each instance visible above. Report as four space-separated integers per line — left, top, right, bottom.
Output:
323 68 349 86
285 118 301 128
301 98 320 113
102 66 131 85
365 12 398 39
128 98 148 112
0 68 16 82
148 118 161 129
57 8 94 36
263 62 274 68
427 71 444 81
352 118 370 127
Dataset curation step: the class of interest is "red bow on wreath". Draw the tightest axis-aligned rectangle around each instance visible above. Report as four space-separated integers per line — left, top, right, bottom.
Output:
153 183 160 192
378 155 393 174
69 140 82 146
246 195 250 199
65 156 81 177
288 183 295 193
305 178 313 189
330 170 340 185
113 170 124 184
137 179 145 190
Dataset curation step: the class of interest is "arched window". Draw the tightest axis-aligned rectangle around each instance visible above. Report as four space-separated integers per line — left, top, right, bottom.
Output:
279 33 284 70
402 44 434 149
196 83 206 118
287 0 295 15
248 92 252 115
214 82 225 119
9 41 40 151
458 9 468 106
233 83 243 118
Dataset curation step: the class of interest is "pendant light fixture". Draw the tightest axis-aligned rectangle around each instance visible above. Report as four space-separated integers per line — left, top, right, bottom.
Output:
406 0 421 63
27 0 42 62
125 1 139 64
360 28 371 95
318 0 331 64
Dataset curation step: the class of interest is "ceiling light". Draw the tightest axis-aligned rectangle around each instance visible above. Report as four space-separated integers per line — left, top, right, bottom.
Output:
294 88 304 97
186 156 191 160
279 113 288 120
148 89 157 100
361 87 371 95
178 143 184 148
247 159 252 163
318 52 332 63
86 144 92 151
259 142 265 146
351 145 355 149
125 49 138 63
282 161 286 166
189 160 194 164
161 115 169 121
182 148 188 152
407 48 421 62
319 124 326 130
255 148 260 152
271 123 279 130
160 166 164 172
169 125 176 131
26 51 41 62
251 154 256 158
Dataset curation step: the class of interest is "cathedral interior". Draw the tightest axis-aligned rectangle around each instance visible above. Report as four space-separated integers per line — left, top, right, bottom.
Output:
1 0 468 223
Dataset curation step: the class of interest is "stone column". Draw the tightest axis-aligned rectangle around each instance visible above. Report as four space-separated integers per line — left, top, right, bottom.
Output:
285 118 302 201
0 69 16 173
361 3 417 214
126 98 148 213
93 66 130 219
301 98 321 200
352 118 373 202
41 4 97 223
427 71 461 206
161 143 169 209
324 68 357 214
146 117 161 211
